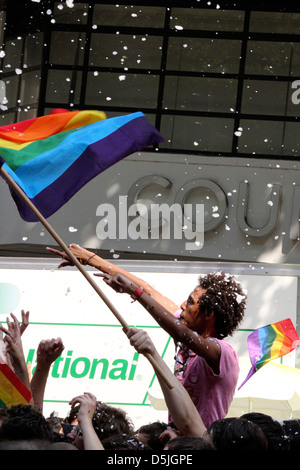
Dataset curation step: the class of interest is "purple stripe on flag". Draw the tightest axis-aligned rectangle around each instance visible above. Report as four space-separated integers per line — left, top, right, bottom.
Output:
10 115 164 221
237 365 256 390
247 329 263 367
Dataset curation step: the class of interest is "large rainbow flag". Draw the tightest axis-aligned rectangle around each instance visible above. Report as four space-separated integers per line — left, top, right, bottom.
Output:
0 110 164 222
238 318 300 389
0 362 32 407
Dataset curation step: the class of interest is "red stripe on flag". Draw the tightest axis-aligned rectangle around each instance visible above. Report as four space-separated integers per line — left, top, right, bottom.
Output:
0 364 31 403
0 111 81 143
0 118 37 134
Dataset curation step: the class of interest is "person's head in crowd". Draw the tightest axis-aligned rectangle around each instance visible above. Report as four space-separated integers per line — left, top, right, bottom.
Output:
65 400 134 442
0 439 51 450
165 436 215 450
282 419 300 450
206 417 268 450
180 271 247 339
49 441 78 450
241 412 290 450
102 433 150 450
137 421 169 450
46 411 64 435
0 405 53 443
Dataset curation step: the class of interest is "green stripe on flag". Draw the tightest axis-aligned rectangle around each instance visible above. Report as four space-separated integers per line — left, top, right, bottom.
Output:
0 126 81 171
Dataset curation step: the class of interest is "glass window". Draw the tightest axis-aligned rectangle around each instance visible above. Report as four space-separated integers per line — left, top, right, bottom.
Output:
46 69 82 105
0 112 17 125
17 107 38 121
163 76 238 113
53 2 88 25
49 32 86 66
19 71 41 105
250 11 300 34
85 72 159 108
0 31 43 116
0 11 6 46
245 41 292 76
283 122 300 156
160 115 234 152
2 37 23 70
3 75 19 108
290 43 300 77
236 119 285 155
170 8 245 31
89 33 163 69
241 80 289 116
167 38 242 74
101 110 156 126
93 5 165 28
23 33 43 68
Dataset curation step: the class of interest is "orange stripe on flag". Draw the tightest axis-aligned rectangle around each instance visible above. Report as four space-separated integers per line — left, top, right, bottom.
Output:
272 321 297 358
0 110 106 144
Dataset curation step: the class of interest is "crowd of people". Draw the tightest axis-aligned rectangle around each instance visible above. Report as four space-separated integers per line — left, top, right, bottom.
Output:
0 243 299 451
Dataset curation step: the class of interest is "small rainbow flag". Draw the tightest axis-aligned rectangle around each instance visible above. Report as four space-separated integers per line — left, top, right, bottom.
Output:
238 318 300 389
0 110 164 222
0 362 32 407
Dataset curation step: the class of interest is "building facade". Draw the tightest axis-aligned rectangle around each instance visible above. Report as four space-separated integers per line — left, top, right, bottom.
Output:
0 0 300 420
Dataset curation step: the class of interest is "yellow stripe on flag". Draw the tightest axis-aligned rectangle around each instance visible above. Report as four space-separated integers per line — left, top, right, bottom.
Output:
0 365 31 407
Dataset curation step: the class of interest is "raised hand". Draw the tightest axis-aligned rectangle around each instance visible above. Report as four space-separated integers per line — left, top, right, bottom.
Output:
94 272 137 295
69 392 97 424
46 246 74 268
46 244 96 268
0 312 30 389
68 392 104 450
20 309 29 335
36 337 65 368
31 337 65 414
126 327 156 356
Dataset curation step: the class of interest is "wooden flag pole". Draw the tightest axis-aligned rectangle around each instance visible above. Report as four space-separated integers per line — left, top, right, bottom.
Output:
0 166 173 389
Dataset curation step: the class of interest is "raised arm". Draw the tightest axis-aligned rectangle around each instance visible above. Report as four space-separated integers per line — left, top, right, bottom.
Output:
30 337 65 414
20 309 30 336
68 392 104 450
103 273 221 369
0 312 31 394
126 327 207 438
46 244 179 313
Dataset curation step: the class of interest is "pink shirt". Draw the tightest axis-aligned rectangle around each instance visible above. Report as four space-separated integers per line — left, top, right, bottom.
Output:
170 311 239 428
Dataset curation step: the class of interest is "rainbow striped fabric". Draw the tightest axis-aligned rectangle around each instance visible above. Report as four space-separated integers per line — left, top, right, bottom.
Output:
0 110 164 222
0 362 32 407
238 318 300 389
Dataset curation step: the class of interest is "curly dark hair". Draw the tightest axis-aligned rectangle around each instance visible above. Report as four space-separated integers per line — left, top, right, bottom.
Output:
167 435 215 451
0 405 53 441
197 271 247 339
137 421 169 450
66 401 135 441
206 417 268 450
102 433 150 450
241 412 290 450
